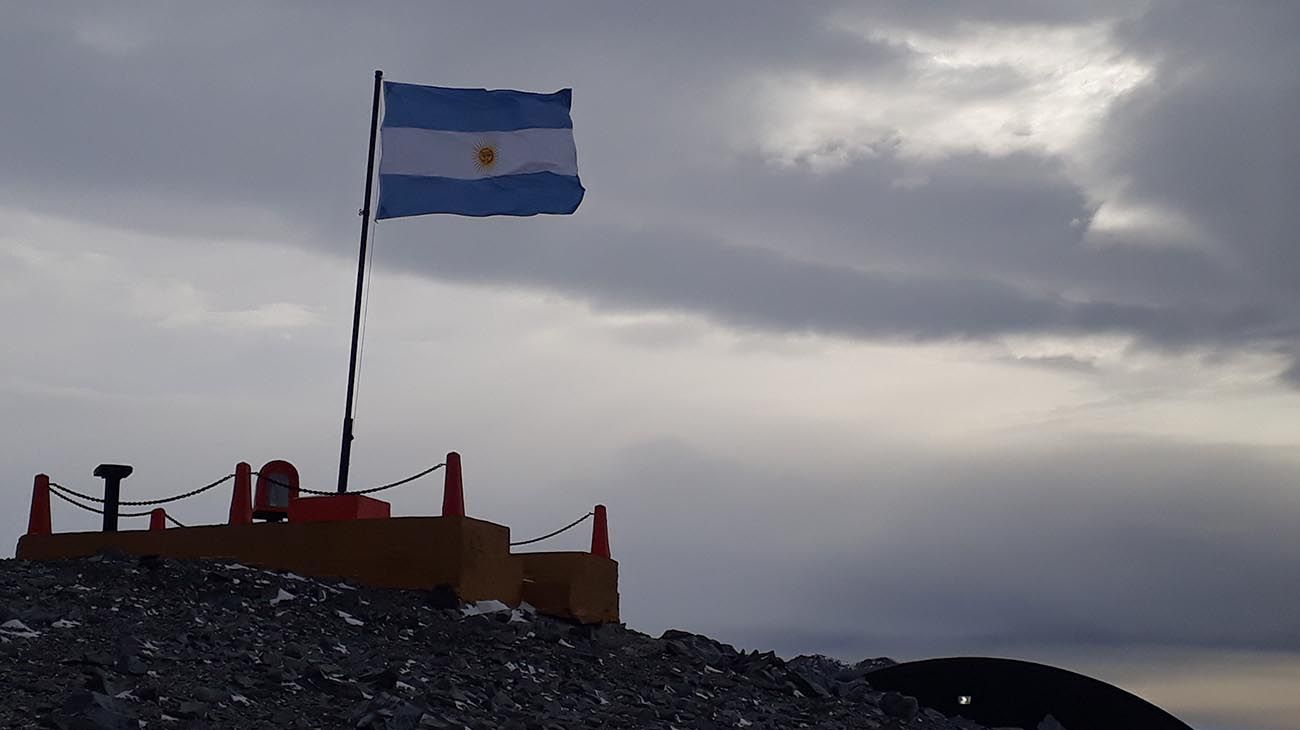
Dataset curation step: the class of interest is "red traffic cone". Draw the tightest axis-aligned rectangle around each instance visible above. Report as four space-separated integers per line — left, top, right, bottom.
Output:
27 474 51 536
229 462 253 525
149 508 167 531
591 504 611 559
442 452 465 517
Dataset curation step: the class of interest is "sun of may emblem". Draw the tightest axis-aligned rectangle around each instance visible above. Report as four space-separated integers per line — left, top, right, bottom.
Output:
474 142 497 171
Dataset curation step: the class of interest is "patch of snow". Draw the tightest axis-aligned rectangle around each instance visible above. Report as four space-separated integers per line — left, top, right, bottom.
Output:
394 681 416 692
558 639 575 649
51 619 81 629
270 589 295 605
223 563 251 571
0 619 40 639
282 572 307 582
737 721 752 728
336 610 364 626
231 694 251 705
461 600 510 617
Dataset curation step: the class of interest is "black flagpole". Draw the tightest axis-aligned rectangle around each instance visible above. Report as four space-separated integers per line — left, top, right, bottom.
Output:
337 69 384 493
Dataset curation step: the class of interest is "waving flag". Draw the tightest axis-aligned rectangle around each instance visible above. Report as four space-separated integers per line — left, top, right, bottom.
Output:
376 82 584 219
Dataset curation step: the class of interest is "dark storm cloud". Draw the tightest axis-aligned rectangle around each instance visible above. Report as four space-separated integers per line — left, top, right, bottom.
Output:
1106 2 1300 299
1098 2 1300 372
4 1 1295 377
379 215 1278 348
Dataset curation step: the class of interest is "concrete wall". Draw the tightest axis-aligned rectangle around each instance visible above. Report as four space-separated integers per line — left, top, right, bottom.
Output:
516 551 619 624
16 516 521 605
18 516 622 624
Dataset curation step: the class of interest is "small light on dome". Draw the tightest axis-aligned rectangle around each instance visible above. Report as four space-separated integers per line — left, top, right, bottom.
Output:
958 695 973 706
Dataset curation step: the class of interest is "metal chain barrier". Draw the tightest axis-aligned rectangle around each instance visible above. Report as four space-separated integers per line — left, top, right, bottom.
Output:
47 474 235 506
254 462 446 496
47 483 188 527
43 460 465 532
510 511 594 547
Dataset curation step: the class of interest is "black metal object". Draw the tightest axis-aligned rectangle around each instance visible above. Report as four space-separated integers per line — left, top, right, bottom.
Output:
92 464 134 532
865 656 1192 730
336 69 385 494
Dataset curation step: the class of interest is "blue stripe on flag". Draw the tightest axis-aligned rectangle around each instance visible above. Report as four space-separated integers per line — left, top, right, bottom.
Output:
382 83 573 132
376 172 585 219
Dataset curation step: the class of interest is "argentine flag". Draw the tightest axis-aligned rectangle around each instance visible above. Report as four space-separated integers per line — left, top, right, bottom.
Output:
376 82 584 219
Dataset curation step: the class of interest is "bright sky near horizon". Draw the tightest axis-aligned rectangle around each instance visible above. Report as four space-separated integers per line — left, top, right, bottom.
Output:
2 3 1299 728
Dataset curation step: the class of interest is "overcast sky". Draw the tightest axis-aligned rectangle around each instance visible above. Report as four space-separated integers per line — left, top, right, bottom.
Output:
3 3 1299 728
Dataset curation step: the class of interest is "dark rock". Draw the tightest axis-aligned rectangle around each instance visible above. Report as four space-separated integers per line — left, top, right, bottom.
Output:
176 700 209 719
881 691 920 721
82 668 129 696
132 684 159 702
193 687 225 703
360 665 402 689
0 556 990 730
59 690 137 730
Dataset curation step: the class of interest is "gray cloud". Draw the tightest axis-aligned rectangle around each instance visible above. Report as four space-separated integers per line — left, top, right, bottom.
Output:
2 1 1292 380
571 437 1300 660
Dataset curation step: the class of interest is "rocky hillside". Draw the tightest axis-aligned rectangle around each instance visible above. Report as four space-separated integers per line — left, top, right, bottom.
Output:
0 554 989 729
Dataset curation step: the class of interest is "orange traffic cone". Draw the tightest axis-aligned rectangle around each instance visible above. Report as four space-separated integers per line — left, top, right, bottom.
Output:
442 452 465 517
27 474 51 536
591 504 611 559
149 508 167 531
229 462 253 525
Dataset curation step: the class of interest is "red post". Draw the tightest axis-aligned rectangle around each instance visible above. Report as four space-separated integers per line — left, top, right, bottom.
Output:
442 452 464 517
27 474 51 536
229 462 253 525
149 508 167 531
591 504 611 559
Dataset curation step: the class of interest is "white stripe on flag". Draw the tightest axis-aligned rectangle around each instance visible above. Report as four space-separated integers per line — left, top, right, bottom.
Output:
380 127 578 180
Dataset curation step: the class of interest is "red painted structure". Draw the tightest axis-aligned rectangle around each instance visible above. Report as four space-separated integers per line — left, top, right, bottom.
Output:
253 460 299 521
591 504 610 559
442 452 465 517
229 462 253 525
28 474 51 537
289 493 391 523
17 451 620 623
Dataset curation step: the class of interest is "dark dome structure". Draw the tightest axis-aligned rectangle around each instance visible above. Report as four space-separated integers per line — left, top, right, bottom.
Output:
865 657 1193 730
